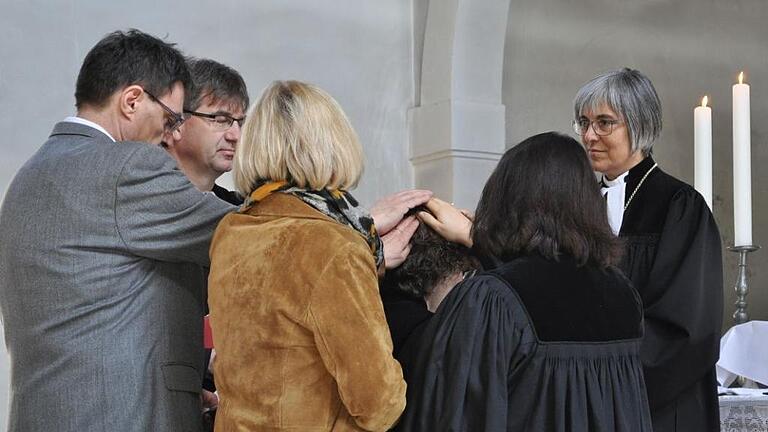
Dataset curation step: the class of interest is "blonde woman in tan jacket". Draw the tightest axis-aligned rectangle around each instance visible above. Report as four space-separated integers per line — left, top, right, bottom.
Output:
208 80 408 431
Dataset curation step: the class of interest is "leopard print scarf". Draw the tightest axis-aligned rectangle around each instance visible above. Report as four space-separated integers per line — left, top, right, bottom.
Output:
242 181 384 270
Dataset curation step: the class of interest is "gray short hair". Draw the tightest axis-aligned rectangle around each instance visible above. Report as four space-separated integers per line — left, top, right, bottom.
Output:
573 68 662 155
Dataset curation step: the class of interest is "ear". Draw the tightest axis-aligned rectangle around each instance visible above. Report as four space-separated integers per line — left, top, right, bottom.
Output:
164 127 182 147
161 126 184 152
119 85 145 118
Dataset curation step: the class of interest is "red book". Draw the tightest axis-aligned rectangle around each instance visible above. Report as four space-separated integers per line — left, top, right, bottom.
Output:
203 315 214 349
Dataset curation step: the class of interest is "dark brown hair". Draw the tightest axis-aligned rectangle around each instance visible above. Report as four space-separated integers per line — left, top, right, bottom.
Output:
75 29 190 109
472 132 621 268
184 58 249 112
384 222 480 297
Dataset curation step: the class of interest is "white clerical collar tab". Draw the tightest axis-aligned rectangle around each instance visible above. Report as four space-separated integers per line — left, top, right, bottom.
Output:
601 171 629 188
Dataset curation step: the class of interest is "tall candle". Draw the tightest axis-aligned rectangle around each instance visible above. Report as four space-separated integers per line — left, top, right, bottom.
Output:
733 72 752 246
694 96 713 210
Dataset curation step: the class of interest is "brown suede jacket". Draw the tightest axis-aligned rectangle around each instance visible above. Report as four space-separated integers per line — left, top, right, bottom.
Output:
208 193 406 431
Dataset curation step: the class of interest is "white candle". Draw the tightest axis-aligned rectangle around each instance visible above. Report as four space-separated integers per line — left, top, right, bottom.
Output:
694 96 713 210
733 72 752 246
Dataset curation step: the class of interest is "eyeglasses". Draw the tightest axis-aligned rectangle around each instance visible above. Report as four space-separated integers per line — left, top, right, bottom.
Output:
184 110 246 130
573 118 623 136
145 90 185 133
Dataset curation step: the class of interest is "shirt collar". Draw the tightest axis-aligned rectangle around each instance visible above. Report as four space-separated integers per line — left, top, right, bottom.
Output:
63 116 116 142
601 171 629 188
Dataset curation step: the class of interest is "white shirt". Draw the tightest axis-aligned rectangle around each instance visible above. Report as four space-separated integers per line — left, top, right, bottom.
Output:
601 171 628 235
63 116 116 142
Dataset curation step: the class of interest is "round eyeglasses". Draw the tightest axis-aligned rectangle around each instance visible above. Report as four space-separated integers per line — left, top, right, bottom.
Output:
573 118 623 136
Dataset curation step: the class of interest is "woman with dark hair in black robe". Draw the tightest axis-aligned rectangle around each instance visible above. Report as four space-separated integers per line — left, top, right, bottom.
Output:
573 68 723 432
399 132 653 431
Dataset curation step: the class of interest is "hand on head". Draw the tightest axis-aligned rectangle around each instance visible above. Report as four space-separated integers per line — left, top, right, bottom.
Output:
457 208 475 222
372 190 474 270
371 189 432 235
381 215 420 269
417 198 473 248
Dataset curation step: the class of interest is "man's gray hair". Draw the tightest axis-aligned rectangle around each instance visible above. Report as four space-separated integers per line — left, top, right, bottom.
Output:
573 68 662 156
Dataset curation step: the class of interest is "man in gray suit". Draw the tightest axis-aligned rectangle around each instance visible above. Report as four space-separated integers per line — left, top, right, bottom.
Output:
0 30 234 432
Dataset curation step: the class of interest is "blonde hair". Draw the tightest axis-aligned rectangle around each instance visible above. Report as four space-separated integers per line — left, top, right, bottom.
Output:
234 80 364 195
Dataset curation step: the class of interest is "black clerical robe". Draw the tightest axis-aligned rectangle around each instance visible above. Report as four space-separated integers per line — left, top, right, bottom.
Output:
394 255 652 432
380 282 432 362
619 156 723 432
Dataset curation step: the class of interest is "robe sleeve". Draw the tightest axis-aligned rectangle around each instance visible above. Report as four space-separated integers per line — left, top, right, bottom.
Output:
395 275 527 432
639 188 723 410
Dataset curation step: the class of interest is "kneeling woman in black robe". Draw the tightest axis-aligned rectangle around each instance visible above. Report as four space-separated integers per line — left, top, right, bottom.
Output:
398 132 652 432
380 216 481 377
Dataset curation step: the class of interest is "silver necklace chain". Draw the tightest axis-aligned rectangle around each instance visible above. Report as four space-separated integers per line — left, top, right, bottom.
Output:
624 163 658 212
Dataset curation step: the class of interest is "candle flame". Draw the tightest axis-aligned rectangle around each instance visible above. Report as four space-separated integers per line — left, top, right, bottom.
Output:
701 95 708 107
739 71 744 84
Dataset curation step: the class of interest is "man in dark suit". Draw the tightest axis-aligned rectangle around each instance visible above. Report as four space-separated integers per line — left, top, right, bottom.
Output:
0 30 234 432
162 58 249 205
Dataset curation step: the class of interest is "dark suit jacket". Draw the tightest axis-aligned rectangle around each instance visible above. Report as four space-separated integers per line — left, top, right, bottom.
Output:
212 184 244 206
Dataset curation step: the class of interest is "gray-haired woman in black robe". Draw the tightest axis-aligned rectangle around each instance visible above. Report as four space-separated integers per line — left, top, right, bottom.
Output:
399 132 652 431
573 68 723 432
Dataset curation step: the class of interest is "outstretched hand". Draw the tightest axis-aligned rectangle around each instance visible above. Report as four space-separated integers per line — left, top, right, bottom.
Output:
417 198 473 247
371 189 432 235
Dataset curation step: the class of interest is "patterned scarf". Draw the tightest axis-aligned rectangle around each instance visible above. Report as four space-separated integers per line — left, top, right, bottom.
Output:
242 181 385 270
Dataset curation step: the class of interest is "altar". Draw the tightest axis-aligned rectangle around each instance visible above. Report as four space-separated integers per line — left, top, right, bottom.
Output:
720 391 768 431
718 321 768 431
